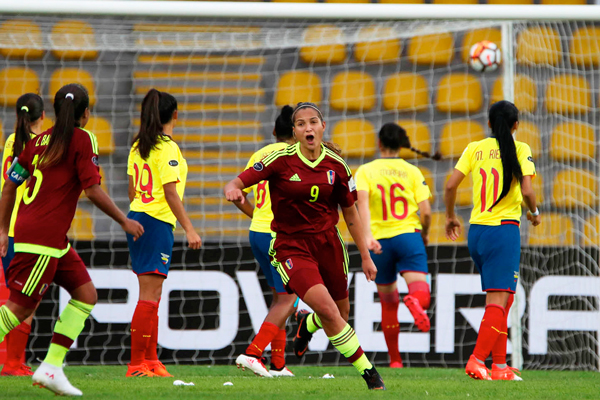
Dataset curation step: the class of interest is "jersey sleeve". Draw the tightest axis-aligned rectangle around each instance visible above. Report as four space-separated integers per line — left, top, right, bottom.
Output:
155 140 180 186
413 168 431 204
241 154 256 194
238 152 282 188
1 135 14 190
517 143 536 177
75 131 102 189
127 147 135 177
335 167 358 208
454 144 473 176
354 165 369 192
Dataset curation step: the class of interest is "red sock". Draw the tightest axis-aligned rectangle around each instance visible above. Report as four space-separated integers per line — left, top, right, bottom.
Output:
144 311 159 362
130 300 158 366
473 304 505 362
246 321 280 358
379 291 401 364
4 322 31 368
492 294 514 365
270 329 287 370
408 281 430 309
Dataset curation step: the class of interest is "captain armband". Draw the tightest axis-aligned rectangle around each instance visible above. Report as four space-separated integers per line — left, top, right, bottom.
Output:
7 158 30 186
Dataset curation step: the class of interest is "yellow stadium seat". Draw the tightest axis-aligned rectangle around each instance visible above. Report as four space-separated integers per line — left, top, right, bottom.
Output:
272 0 317 2
552 169 597 208
86 116 115 155
408 32 454 65
51 20 98 60
440 120 486 159
487 0 533 3
549 121 595 162
436 73 482 113
541 0 586 4
383 73 428 112
0 19 44 59
275 71 322 107
545 74 590 115
327 0 368 2
461 28 502 63
430 212 466 245
330 71 376 112
41 117 54 132
379 0 424 3
491 75 537 113
331 119 376 158
0 67 40 107
445 171 473 207
570 27 600 67
517 26 562 66
49 68 96 107
300 25 346 64
515 121 542 159
419 167 435 202
354 26 401 63
528 213 575 246
433 0 477 3
68 209 95 240
583 215 600 247
397 119 432 159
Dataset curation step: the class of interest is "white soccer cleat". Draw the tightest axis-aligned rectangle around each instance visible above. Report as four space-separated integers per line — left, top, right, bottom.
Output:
270 366 295 377
235 354 272 378
32 362 83 396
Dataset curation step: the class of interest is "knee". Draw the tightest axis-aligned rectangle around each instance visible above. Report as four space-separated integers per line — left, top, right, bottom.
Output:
82 287 98 306
312 303 340 324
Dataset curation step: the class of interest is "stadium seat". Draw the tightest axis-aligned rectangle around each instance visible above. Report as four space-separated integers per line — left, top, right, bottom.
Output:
0 19 44 59
487 0 533 3
545 74 590 115
515 121 542 159
541 0 586 4
68 209 95 240
331 119 376 158
0 67 40 107
461 28 502 63
41 117 54 132
433 0 477 3
397 119 432 159
275 71 322 107
407 32 454 65
50 20 98 60
516 26 562 66
354 26 401 64
436 73 482 113
439 120 486 159
445 171 473 206
429 212 466 245
583 215 600 247
382 73 428 111
552 169 598 208
49 68 97 107
549 121 595 162
528 213 575 246
272 0 317 2
379 0 425 3
491 75 537 113
327 0 369 3
86 116 115 155
419 167 435 202
330 71 376 112
300 25 346 64
570 27 600 67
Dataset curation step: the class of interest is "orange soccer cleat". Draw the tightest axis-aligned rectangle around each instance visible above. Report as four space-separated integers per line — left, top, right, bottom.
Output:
492 364 523 381
465 355 491 381
126 363 157 377
146 360 173 377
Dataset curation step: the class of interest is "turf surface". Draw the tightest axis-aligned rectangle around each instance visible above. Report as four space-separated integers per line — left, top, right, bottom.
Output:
0 365 597 399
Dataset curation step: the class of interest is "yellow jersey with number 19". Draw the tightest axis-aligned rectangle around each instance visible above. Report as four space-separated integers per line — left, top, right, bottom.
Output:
454 137 536 226
127 136 187 227
355 158 431 240
243 142 290 233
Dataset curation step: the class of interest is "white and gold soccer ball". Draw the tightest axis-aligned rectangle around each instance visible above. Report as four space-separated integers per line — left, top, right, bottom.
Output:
469 40 502 72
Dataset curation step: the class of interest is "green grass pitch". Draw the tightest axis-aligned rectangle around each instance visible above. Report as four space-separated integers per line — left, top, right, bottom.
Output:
0 365 597 399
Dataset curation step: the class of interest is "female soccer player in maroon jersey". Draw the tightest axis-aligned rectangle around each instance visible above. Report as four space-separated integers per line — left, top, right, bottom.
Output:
224 102 385 390
0 83 144 396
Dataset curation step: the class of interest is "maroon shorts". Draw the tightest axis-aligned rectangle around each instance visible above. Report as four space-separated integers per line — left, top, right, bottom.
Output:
269 228 349 301
6 247 92 309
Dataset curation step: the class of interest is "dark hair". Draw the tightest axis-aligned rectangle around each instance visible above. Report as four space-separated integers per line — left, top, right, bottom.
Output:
379 122 441 160
274 105 294 141
42 83 89 169
14 93 44 158
291 102 341 155
133 88 177 160
488 100 522 210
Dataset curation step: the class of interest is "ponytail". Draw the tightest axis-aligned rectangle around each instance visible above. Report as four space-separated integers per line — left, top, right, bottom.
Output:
133 88 177 160
14 93 44 158
408 147 442 161
379 122 442 161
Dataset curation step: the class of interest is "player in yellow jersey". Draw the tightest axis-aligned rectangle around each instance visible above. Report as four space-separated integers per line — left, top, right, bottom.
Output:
0 93 45 376
445 101 541 381
233 105 298 378
126 89 201 378
356 123 440 368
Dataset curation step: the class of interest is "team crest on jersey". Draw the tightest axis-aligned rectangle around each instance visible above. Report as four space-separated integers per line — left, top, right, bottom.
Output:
169 160 178 167
285 259 293 270
527 156 534 162
327 170 335 185
91 155 99 166
161 253 170 265
253 162 264 171
39 283 49 296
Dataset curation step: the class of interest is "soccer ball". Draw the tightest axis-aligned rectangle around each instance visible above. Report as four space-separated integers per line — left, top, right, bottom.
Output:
469 40 502 72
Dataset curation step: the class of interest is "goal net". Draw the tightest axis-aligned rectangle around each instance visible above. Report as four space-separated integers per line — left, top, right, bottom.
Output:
0 4 597 371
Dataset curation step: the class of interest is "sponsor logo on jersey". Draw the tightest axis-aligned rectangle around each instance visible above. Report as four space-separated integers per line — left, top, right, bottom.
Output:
327 170 335 185
253 162 264 171
91 155 99 166
39 283 49 296
169 160 179 167
289 173 301 182
348 176 357 192
161 253 170 265
285 259 293 270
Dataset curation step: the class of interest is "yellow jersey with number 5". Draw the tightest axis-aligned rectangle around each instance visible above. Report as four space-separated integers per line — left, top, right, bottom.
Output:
454 137 536 226
355 158 431 240
127 136 187 227
243 142 290 233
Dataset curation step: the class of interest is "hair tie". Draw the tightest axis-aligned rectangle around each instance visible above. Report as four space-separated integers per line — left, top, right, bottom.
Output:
65 93 74 100
20 106 29 112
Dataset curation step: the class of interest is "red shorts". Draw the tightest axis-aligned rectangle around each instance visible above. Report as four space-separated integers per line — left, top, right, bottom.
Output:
269 228 349 301
6 247 92 309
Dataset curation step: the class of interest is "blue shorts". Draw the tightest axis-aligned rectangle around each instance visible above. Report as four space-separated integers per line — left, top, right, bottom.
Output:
468 223 520 293
126 211 174 277
2 237 14 285
249 231 286 294
371 232 428 285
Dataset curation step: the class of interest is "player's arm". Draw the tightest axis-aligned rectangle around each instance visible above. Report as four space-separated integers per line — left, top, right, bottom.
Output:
356 190 381 254
341 205 377 282
444 169 465 241
128 175 135 203
518 144 540 227
163 182 201 250
417 199 432 246
233 191 254 219
0 160 29 256
225 156 278 203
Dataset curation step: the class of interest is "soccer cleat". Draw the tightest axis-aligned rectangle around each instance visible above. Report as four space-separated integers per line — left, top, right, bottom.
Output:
403 295 430 333
389 361 404 369
465 355 492 381
32 362 82 396
235 354 272 378
1 364 34 376
126 363 157 377
145 360 173 377
269 366 295 377
361 366 386 390
492 364 523 381
293 310 313 359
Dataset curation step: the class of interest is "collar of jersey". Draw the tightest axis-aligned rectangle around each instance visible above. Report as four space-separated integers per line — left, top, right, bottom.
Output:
295 142 326 168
